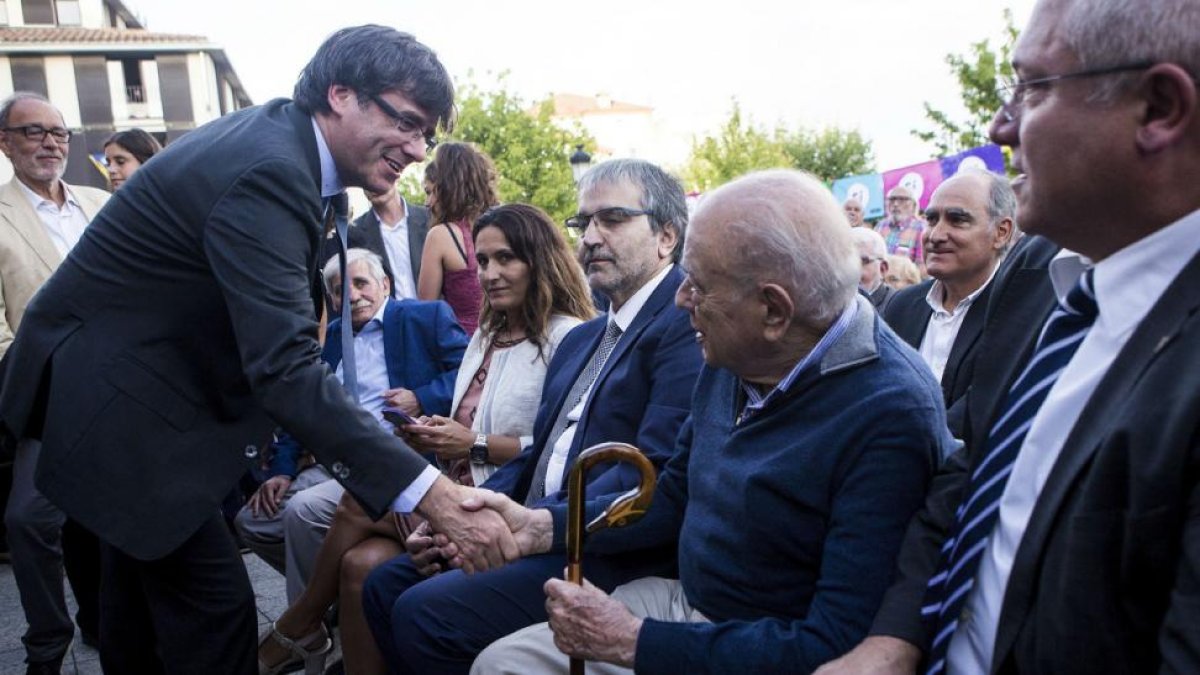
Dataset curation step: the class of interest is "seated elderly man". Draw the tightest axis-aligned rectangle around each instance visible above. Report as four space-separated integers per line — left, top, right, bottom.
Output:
469 170 951 674
235 248 467 601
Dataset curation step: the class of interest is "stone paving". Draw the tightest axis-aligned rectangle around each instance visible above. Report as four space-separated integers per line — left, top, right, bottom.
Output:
0 553 288 675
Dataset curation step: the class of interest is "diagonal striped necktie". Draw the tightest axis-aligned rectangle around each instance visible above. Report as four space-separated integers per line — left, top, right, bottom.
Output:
921 268 1098 674
326 192 358 402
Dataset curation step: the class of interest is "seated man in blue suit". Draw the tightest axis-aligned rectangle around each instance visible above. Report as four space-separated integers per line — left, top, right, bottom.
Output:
473 170 950 675
361 158 703 673
236 248 467 601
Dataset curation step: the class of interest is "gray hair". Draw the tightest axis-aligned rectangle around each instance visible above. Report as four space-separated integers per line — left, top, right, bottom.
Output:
0 92 53 128
849 227 888 259
322 247 387 293
577 158 688 262
1060 0 1200 102
696 170 859 328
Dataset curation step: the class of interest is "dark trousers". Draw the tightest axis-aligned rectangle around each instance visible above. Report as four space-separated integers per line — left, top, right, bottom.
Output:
62 518 101 640
362 550 670 675
99 513 257 675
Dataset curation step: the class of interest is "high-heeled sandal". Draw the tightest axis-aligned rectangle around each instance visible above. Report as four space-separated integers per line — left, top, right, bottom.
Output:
257 621 332 675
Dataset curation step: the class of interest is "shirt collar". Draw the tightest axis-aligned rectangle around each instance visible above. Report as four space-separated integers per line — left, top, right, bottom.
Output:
740 300 859 418
607 263 674 333
15 177 78 210
355 298 390 336
311 117 343 198
924 265 997 317
375 197 410 230
1050 207 1200 339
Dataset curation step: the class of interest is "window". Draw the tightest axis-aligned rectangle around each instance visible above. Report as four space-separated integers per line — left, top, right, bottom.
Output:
55 0 79 25
122 59 145 103
21 0 54 24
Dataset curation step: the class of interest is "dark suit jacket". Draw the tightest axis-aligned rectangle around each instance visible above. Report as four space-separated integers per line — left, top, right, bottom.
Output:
321 202 429 298
884 277 993 436
867 282 897 315
483 266 702 516
268 298 467 478
873 236 1200 672
0 99 435 560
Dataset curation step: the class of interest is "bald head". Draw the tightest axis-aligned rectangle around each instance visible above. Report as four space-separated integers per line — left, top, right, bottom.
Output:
689 170 859 328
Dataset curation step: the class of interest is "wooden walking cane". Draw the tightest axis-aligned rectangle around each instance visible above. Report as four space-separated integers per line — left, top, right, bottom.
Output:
565 442 657 675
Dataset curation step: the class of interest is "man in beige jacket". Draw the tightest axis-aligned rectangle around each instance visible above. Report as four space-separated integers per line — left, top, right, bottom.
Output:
0 91 109 673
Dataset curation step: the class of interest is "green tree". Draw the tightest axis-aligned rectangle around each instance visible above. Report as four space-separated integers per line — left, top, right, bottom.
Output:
398 76 592 224
682 102 790 192
913 9 1018 156
779 127 874 184
683 101 875 191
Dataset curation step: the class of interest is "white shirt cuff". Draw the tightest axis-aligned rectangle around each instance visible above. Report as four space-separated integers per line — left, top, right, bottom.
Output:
391 464 441 514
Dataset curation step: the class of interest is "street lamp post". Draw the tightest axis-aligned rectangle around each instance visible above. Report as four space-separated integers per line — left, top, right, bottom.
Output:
569 144 592 184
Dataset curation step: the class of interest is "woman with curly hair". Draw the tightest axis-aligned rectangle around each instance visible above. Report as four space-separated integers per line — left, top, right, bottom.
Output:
417 142 499 334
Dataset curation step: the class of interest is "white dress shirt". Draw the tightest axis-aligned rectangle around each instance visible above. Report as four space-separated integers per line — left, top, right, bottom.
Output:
918 270 994 383
947 208 1200 672
377 202 419 300
15 179 91 258
333 301 392 430
542 264 674 496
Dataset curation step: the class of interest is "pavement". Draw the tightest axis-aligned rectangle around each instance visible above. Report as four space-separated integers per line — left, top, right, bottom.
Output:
0 553 289 675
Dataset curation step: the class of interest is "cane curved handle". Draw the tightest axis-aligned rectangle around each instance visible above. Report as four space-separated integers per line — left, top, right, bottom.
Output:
566 442 657 585
565 442 657 675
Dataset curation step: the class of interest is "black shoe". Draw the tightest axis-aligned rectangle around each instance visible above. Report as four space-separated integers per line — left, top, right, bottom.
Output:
25 653 65 675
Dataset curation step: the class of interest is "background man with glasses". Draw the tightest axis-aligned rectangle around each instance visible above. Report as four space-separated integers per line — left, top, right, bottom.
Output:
875 185 927 276
361 158 703 675
0 26 520 674
0 91 109 675
819 0 1200 672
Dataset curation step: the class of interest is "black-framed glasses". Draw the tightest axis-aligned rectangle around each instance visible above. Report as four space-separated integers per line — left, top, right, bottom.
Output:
995 61 1155 121
860 255 881 265
2 124 72 143
370 95 437 152
565 206 653 232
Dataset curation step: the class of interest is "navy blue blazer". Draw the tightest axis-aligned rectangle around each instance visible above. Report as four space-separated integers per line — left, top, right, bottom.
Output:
482 266 702 518
270 298 467 477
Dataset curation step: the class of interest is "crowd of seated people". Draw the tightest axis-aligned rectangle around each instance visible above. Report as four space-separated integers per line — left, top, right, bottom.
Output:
4 1 1200 671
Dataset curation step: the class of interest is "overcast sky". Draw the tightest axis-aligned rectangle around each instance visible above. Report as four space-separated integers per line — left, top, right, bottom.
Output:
124 0 1036 170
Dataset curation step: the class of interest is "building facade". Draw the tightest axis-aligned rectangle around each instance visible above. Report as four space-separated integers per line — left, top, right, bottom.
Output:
0 0 251 188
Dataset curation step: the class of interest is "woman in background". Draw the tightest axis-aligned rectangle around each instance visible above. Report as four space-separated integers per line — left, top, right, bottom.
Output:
417 142 499 334
103 128 161 190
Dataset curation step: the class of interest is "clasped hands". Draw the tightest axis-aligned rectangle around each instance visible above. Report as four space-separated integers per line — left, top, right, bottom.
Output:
412 476 553 575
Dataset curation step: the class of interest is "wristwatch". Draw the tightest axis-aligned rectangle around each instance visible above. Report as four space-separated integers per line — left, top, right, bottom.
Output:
470 433 489 465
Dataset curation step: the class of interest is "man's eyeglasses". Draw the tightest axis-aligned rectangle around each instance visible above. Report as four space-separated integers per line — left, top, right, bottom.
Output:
995 61 1155 122
2 124 72 143
886 196 913 203
860 256 881 265
565 206 653 232
370 95 437 152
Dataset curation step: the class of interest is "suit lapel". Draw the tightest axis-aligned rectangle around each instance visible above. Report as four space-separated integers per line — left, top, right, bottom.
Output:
991 251 1200 667
0 179 64 272
940 282 992 400
381 299 404 387
407 206 428 279
568 266 681 461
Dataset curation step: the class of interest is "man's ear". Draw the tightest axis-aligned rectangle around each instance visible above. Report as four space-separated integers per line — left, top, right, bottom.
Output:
656 223 679 260
761 283 795 342
327 84 356 117
992 217 1014 251
1136 63 1197 154
879 258 890 276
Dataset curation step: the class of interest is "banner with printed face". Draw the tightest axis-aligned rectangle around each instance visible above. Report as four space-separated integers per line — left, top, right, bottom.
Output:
831 173 885 220
882 159 943 212
940 144 1006 178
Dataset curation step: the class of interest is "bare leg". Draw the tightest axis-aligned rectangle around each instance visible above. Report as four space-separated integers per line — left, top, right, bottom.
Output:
261 494 399 669
340 537 404 675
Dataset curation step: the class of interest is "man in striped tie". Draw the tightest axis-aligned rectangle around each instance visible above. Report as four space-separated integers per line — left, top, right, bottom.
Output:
818 0 1200 672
